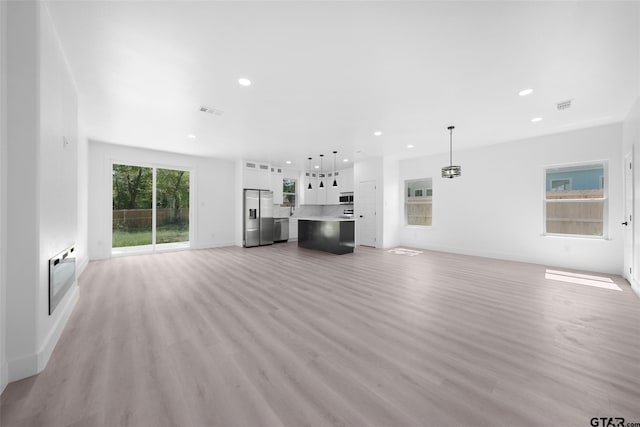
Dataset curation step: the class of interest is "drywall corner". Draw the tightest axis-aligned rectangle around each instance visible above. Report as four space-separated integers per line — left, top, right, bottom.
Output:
0 0 7 397
7 283 78 383
0 361 7 394
36 284 78 373
382 156 400 249
235 159 243 247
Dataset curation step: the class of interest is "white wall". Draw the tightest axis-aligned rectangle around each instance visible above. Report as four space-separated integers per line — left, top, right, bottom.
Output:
235 160 243 246
398 123 624 274
382 157 400 249
77 110 89 273
0 0 8 395
6 0 41 383
37 4 80 374
5 2 79 383
88 142 236 259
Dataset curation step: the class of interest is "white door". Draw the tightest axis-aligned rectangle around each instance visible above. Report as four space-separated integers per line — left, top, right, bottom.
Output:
357 180 377 247
623 151 634 282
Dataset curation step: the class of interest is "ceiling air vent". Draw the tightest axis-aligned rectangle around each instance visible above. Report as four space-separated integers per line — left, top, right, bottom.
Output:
199 105 224 116
556 99 572 111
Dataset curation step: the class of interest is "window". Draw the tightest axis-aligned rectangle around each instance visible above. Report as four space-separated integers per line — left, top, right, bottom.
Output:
283 178 296 207
544 162 606 237
550 178 571 191
405 178 432 226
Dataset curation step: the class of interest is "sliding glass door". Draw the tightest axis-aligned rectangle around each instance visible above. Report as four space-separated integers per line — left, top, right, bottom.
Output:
112 163 190 253
112 165 153 249
156 168 190 245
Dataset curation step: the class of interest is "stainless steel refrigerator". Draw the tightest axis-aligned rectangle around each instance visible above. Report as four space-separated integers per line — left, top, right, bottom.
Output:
243 189 274 247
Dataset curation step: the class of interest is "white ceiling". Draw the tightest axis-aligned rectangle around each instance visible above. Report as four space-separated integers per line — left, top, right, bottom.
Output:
47 1 639 169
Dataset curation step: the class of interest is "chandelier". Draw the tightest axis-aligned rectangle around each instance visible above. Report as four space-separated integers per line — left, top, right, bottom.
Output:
441 125 461 179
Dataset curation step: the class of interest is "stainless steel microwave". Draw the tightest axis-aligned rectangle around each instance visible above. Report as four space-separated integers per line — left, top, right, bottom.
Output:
339 192 354 204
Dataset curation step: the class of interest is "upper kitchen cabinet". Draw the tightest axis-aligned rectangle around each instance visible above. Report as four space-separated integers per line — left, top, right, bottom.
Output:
316 173 327 205
243 160 271 190
325 171 340 205
340 167 354 193
302 172 317 205
270 166 284 205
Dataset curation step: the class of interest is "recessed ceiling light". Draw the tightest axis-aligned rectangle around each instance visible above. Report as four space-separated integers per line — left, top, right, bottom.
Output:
285 160 292 164
238 78 251 87
314 165 319 169
407 144 415 149
531 117 543 122
343 158 349 162
374 131 382 136
187 134 196 139
519 88 533 96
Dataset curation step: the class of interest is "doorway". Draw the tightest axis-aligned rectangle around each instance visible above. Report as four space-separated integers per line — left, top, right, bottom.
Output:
623 151 634 282
357 180 377 247
112 163 191 254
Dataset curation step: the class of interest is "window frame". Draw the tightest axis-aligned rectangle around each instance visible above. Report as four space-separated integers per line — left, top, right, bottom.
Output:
550 178 572 191
282 178 297 207
110 159 194 255
543 161 608 239
405 178 433 227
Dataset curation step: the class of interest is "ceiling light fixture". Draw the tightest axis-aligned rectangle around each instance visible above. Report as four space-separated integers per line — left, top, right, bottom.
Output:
307 157 313 190
285 160 292 164
187 134 196 139
518 88 533 96
531 117 543 122
238 78 251 87
332 151 338 187
319 154 325 188
407 144 414 149
441 125 461 179
314 165 319 169
343 158 349 162
374 131 382 136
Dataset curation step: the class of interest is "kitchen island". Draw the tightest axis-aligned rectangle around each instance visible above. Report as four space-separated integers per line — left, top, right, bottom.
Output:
297 217 355 255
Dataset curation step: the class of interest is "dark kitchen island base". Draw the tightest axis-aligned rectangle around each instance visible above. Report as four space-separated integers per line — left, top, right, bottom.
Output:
298 219 355 255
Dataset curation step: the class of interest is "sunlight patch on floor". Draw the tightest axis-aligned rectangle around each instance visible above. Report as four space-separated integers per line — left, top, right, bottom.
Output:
545 269 621 291
388 248 423 256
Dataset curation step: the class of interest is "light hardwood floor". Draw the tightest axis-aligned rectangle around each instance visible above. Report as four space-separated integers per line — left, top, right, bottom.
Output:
2 243 639 426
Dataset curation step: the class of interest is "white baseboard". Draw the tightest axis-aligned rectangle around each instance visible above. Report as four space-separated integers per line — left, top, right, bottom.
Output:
76 255 89 277
193 241 236 250
397 242 620 275
630 276 640 298
7 284 79 382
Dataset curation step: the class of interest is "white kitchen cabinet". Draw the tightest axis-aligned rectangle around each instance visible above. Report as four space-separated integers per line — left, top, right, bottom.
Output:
316 173 327 205
289 218 298 240
302 172 316 205
325 171 340 204
339 167 354 193
243 160 271 190
270 166 284 205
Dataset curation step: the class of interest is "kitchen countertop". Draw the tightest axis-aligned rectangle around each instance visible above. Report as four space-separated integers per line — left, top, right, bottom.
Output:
296 216 355 222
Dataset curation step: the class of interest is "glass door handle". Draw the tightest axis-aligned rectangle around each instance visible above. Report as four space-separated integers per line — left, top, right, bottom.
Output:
622 221 628 226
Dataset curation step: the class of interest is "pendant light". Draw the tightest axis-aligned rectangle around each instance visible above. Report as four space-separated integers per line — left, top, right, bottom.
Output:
319 154 325 188
441 125 462 179
307 157 313 189
332 151 338 187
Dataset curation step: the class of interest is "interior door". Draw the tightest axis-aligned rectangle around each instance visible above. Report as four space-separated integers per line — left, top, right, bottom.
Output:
623 151 634 282
357 180 377 247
